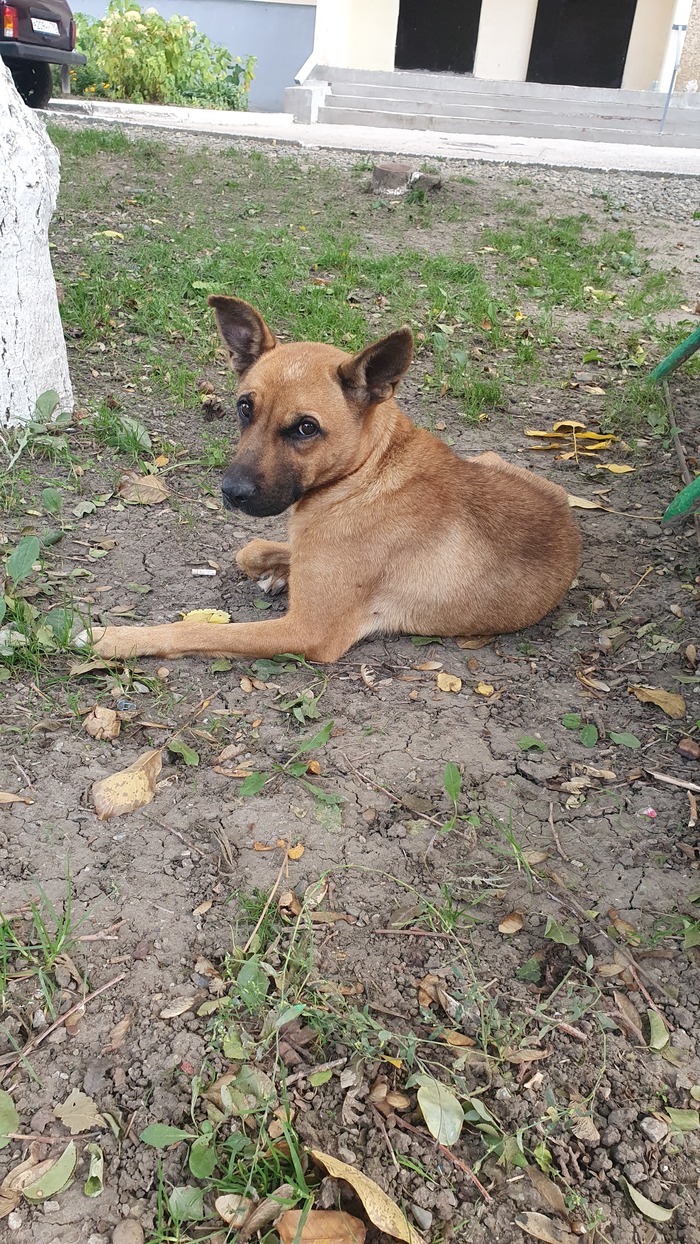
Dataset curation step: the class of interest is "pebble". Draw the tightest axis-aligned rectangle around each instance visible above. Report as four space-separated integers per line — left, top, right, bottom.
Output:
623 1161 646 1185
640 1116 669 1144
7 1212 22 1231
112 1221 145 1244
411 1205 434 1232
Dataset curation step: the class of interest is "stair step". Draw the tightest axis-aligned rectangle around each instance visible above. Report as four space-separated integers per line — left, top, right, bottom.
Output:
316 105 700 147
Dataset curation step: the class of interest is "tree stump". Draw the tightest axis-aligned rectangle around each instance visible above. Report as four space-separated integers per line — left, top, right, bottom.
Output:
0 61 73 428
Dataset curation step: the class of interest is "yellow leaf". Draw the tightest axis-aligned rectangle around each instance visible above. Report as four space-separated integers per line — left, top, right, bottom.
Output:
499 911 523 935
383 1056 403 1068
524 430 567 439
180 608 231 624
154 454 169 467
437 672 462 693
443 1030 475 1048
583 385 606 395
288 843 305 860
118 470 170 505
567 494 608 511
596 464 635 474
629 685 685 720
309 1150 423 1244
475 681 494 696
552 419 586 432
91 748 162 820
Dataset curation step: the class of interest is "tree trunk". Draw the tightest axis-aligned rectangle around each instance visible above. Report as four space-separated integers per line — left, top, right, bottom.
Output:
0 61 73 428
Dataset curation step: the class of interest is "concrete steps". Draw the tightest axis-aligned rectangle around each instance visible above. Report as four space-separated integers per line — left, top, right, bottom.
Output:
291 65 700 149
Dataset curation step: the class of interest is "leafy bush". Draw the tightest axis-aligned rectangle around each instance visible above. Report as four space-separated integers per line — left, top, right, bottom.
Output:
67 1 254 109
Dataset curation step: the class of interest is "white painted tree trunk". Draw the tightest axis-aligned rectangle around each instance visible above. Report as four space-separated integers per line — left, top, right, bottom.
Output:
0 61 73 428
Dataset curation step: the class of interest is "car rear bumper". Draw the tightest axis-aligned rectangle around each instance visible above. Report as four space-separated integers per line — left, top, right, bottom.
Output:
0 41 86 66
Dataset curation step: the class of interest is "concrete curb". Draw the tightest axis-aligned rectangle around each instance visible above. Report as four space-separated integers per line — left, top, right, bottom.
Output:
46 97 700 176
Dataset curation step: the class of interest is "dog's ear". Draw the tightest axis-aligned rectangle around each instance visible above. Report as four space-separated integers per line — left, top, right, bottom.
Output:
338 326 413 409
208 296 277 374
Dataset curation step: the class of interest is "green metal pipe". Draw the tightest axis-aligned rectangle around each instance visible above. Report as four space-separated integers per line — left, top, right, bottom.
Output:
651 323 700 381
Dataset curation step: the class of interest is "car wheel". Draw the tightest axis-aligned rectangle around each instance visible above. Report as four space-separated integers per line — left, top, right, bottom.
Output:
10 60 53 109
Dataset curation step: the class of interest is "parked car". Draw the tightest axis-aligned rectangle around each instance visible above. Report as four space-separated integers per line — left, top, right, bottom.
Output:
1 0 85 108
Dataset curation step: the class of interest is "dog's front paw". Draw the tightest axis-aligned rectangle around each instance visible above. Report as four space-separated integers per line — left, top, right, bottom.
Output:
257 572 288 596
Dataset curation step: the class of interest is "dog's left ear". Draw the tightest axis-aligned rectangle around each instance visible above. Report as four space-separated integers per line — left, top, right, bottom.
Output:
338 326 413 410
208 296 277 375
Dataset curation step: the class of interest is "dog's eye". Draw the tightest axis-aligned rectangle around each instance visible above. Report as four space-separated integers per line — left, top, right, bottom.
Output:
237 397 253 423
296 418 319 438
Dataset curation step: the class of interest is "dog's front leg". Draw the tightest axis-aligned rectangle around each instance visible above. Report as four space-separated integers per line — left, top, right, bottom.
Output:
83 608 363 664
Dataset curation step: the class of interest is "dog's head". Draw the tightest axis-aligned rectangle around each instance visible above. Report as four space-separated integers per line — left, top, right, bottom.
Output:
208 296 413 517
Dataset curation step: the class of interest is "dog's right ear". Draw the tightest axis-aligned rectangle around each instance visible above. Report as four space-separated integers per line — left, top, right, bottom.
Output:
208 296 277 375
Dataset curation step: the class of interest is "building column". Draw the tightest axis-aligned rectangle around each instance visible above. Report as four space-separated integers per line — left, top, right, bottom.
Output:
622 0 678 90
311 0 399 71
473 0 538 82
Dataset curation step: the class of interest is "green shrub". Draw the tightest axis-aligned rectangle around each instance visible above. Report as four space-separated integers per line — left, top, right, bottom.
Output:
66 1 254 109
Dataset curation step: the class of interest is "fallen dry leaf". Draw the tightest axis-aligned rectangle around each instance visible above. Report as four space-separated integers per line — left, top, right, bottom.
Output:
629 685 685 720
288 843 305 860
238 1184 295 1242
437 672 462 693
596 463 635 474
442 1030 475 1048
567 494 607 511
526 1166 568 1217
277 1209 367 1244
414 660 442 671
181 608 230 625
54 1089 105 1135
454 635 491 649
279 890 302 917
159 997 196 1019
0 792 33 806
475 681 494 696
571 1114 600 1145
515 1210 577 1244
498 911 524 935
84 705 121 741
309 1150 422 1244
215 1193 253 1227
118 470 170 505
91 748 162 820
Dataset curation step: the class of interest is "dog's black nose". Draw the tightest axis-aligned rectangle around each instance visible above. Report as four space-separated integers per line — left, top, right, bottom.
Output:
222 474 256 510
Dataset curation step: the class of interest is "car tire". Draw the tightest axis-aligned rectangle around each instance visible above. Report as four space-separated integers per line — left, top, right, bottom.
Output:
10 60 53 108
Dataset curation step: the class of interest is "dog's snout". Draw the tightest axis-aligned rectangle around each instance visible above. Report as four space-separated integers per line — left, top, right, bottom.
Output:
222 473 257 511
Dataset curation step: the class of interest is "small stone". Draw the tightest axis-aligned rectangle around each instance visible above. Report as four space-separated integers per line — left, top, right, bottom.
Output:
678 738 700 762
409 171 442 192
112 1221 145 1244
411 1205 434 1232
7 1212 22 1231
623 1161 647 1185
640 1116 668 1144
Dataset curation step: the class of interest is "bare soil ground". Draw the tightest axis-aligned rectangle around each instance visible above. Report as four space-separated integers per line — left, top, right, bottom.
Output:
1 126 699 1244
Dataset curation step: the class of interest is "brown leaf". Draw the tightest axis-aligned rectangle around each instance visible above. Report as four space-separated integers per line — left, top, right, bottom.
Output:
0 792 34 806
612 990 645 1043
309 1151 422 1244
499 911 523 935
277 1209 367 1244
159 997 197 1019
215 1194 253 1227
0 1189 19 1219
414 660 442 670
515 1211 577 1244
504 1048 550 1065
454 635 491 649
526 1167 568 1218
437 672 462 693
54 1089 105 1135
84 705 121 741
571 1114 600 1145
238 1184 295 1243
279 890 302 917
629 685 685 720
442 1030 475 1048
103 1013 131 1052
91 748 162 820
567 494 608 511
385 1091 411 1111
118 470 170 505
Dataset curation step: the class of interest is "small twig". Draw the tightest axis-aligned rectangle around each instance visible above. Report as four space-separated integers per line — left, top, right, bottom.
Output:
548 802 570 863
342 754 441 826
662 380 700 550
12 757 34 791
285 1056 346 1088
373 928 453 940
243 849 290 955
617 565 654 606
688 791 698 830
393 1115 492 1202
645 769 700 795
544 870 676 1007
0 972 126 1083
143 813 209 858
6 1131 102 1144
78 919 126 942
372 1106 400 1172
525 1009 586 1042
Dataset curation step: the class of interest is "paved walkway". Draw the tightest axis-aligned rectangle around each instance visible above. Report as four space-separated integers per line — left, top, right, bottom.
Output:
48 97 700 176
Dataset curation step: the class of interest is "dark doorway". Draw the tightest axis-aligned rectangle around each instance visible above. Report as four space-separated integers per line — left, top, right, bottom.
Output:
395 0 483 74
527 0 638 89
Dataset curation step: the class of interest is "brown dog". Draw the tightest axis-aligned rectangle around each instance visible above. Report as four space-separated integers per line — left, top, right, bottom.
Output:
81 297 581 662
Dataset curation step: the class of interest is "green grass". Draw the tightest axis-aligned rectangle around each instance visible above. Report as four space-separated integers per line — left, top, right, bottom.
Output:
0 877 85 1017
